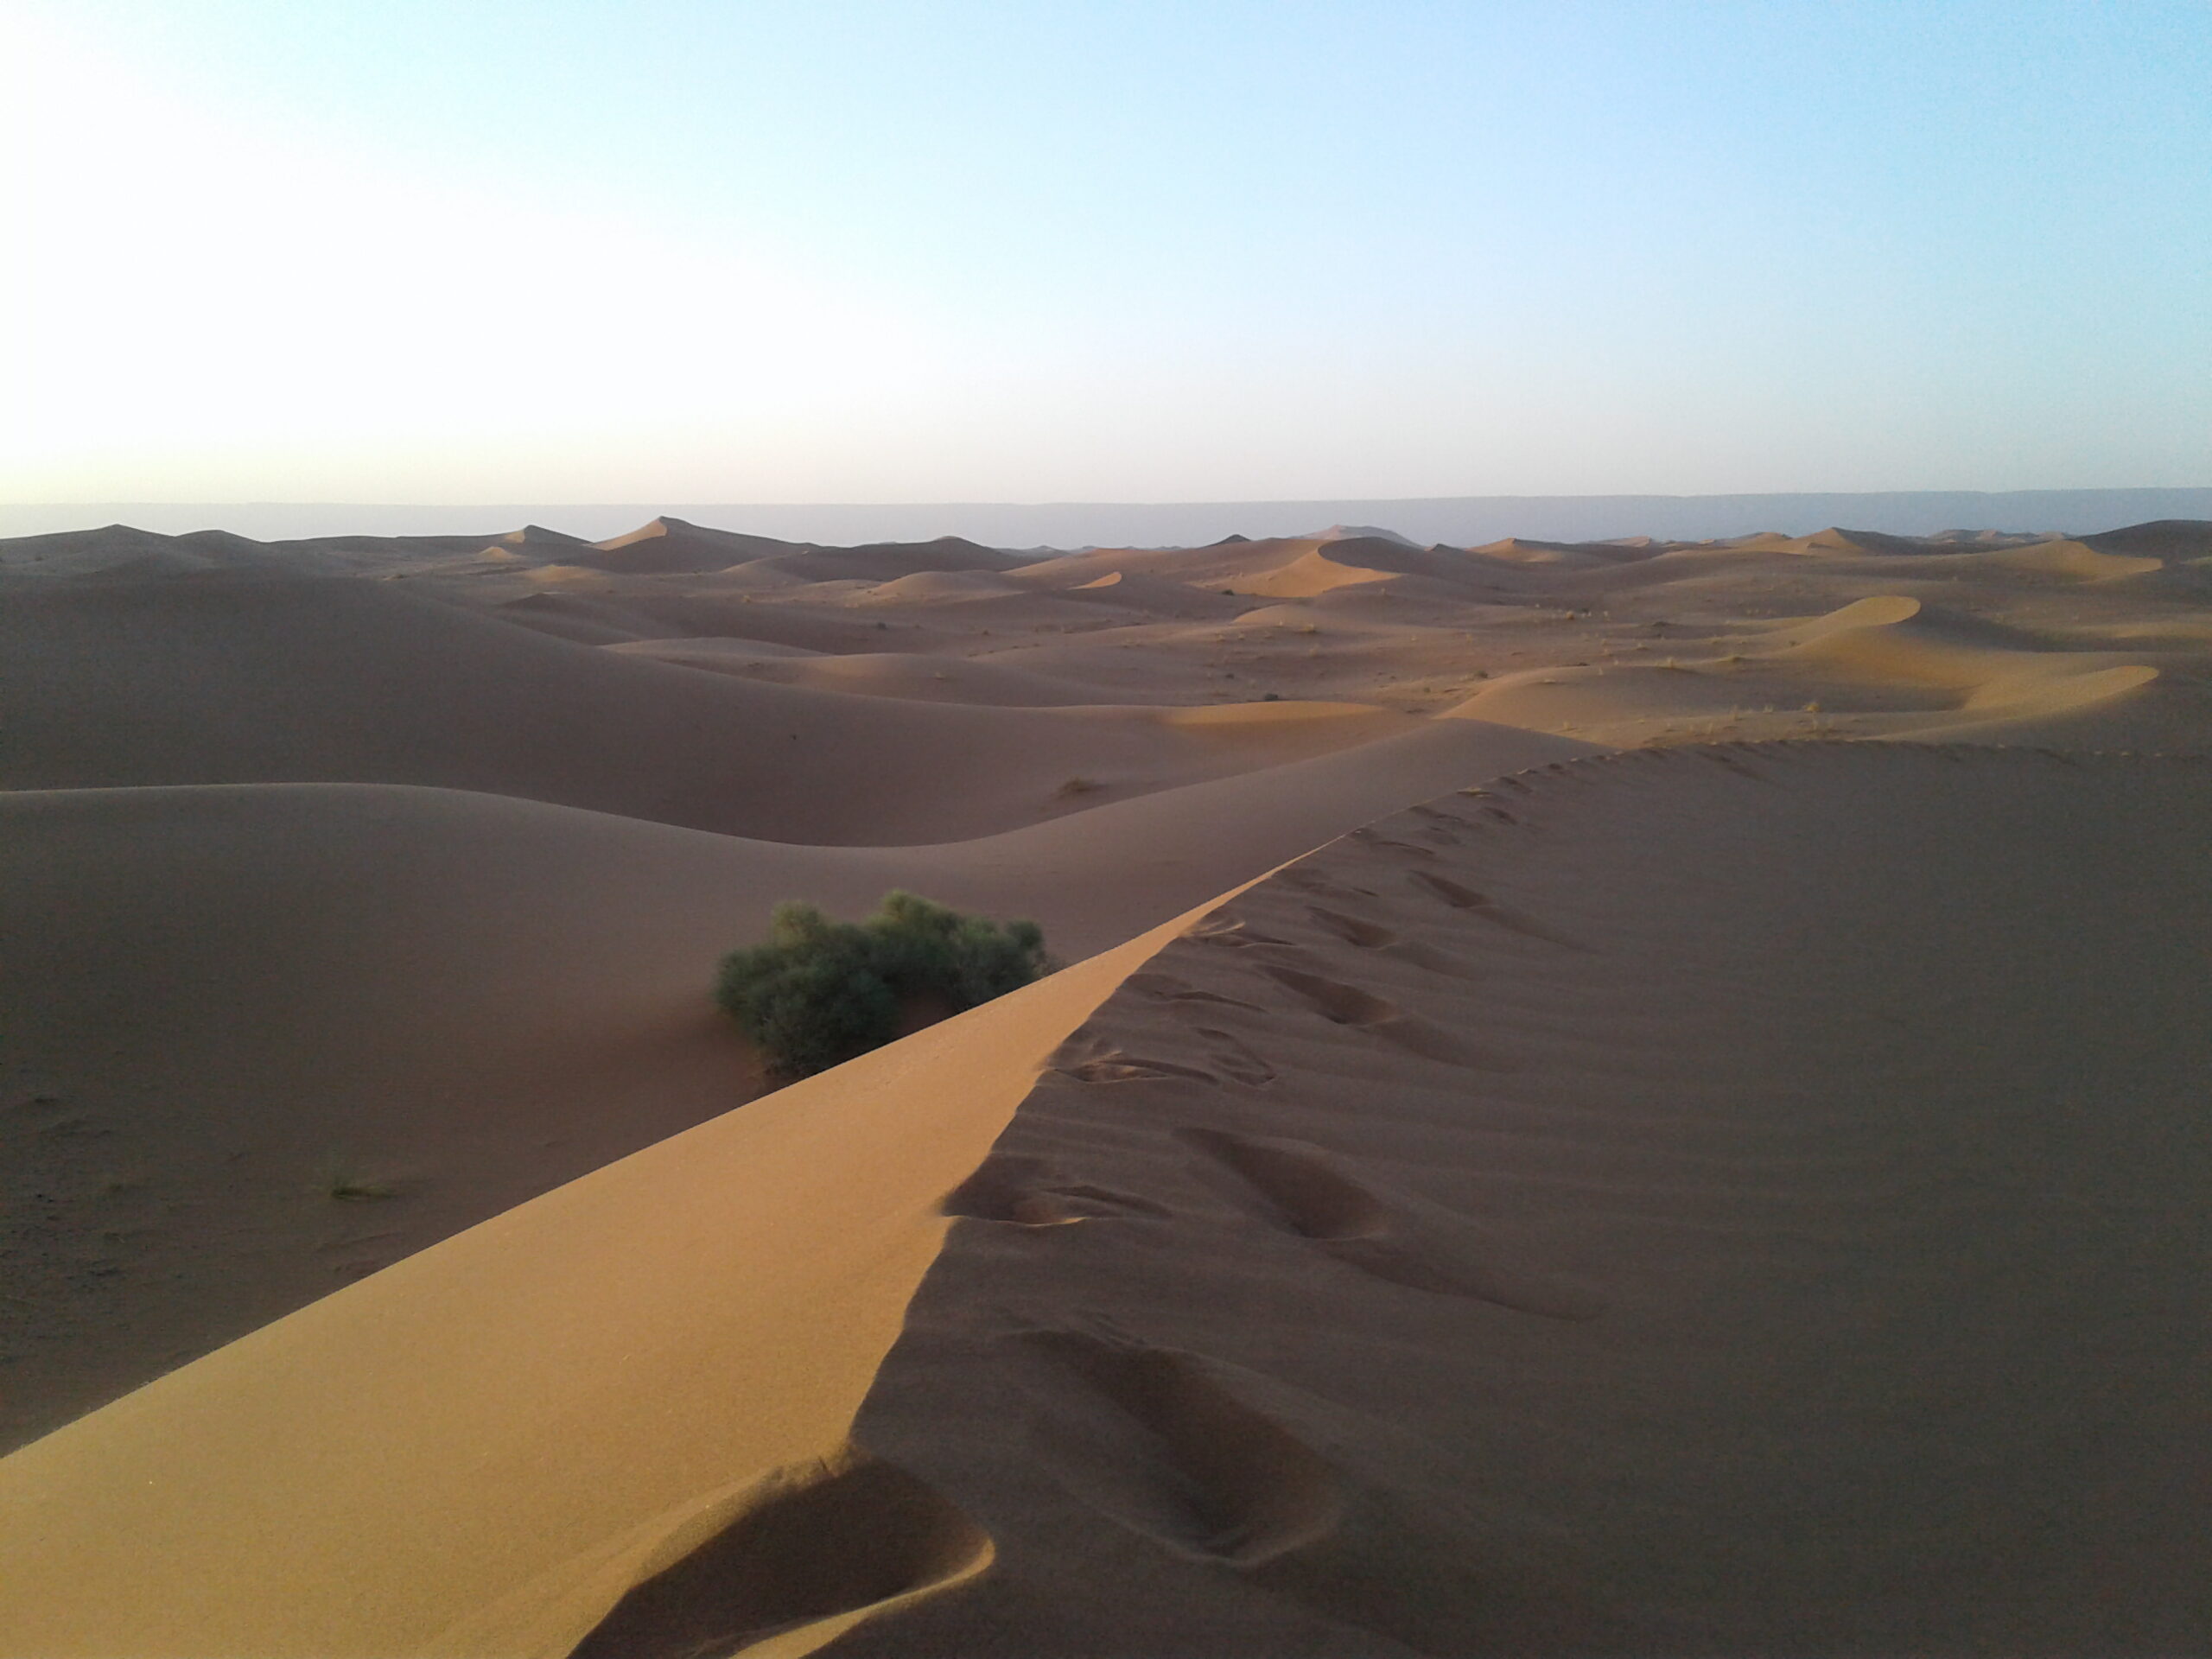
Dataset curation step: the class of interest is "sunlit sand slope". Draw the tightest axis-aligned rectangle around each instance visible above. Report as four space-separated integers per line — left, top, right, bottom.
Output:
0 909 1209 1659
1446 594 2195 749
0 719 1589 1453
834 743 2212 1656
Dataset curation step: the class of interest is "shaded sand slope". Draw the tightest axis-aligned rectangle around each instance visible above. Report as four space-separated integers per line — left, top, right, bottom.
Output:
837 744 2212 1656
491 588 990 653
0 784 843 1452
0 906 1205 1659
0 718 1587 1452
0 574 1421 843
3 746 2204 1656
2083 518 2212 561
585 518 1032 581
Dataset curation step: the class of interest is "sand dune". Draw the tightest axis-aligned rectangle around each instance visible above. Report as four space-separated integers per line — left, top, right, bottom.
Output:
835 745 2212 1655
1312 524 1423 548
0 902 1202 1659
1772 595 2158 713
3 745 2204 1656
603 641 1147 705
0 715 1585 1452
0 522 351 579
861 568 1021 601
1001 535 1479 600
2082 518 2212 560
1467 535 1637 568
582 516 805 573
1228 546 1400 598
1442 591 2188 748
1966 538 2164 582
1784 524 1939 557
0 573 1435 843
3 512 2210 1655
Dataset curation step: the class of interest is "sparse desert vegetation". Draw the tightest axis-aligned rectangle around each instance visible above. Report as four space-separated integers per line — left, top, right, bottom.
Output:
715 892 1052 1077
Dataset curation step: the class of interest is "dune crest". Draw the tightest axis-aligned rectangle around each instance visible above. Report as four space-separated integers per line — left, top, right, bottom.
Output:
0 905 1211 1659
3 745 2206 1656
834 743 2212 1654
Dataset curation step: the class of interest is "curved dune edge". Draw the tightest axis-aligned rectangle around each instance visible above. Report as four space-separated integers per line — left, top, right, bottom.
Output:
1226 547 1397 598
0 719 1592 1455
428 1445 999 1659
1438 592 2177 749
0 903 1229 1659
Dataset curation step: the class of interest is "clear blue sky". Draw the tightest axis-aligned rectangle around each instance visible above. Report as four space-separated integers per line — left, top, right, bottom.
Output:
3 0 2207 503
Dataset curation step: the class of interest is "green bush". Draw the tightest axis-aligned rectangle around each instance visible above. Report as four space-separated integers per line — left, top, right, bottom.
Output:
715 891 1053 1078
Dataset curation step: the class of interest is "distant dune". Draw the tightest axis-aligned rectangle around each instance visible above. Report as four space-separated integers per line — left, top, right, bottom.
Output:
8 487 2212 547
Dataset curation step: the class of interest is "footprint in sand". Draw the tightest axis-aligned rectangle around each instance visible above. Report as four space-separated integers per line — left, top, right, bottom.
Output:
1403 802 1480 844
1048 1027 1223 1086
1304 905 1398 950
944 1153 1172 1227
1179 1128 1605 1319
1406 871 1591 951
1124 969 1266 1012
1185 915 1291 950
1305 905 1483 980
1344 826 1438 860
1454 790 1523 825
1013 1328 1344 1567
1185 1027 1277 1086
1276 867 1380 899
1258 963 1514 1068
1061 1053 1222 1084
568 1452 990 1659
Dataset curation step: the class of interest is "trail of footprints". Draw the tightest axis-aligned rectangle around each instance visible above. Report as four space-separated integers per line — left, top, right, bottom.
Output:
576 747 2150 1650
1008 1327 1346 1569
569 1452 994 1658
578 780 1601 1654
957 746 2191 1631
941 780 1605 1586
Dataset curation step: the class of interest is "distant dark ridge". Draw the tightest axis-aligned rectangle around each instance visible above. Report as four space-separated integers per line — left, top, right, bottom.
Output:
3 489 2208 551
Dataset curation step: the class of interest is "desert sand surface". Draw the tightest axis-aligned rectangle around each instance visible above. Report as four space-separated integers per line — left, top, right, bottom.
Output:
3 513 2209 1655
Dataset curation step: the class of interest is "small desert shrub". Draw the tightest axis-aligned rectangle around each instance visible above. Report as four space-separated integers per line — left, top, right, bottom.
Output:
716 892 1052 1078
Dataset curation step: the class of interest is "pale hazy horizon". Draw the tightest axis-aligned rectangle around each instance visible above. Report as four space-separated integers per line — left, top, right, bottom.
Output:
4 2 2208 505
